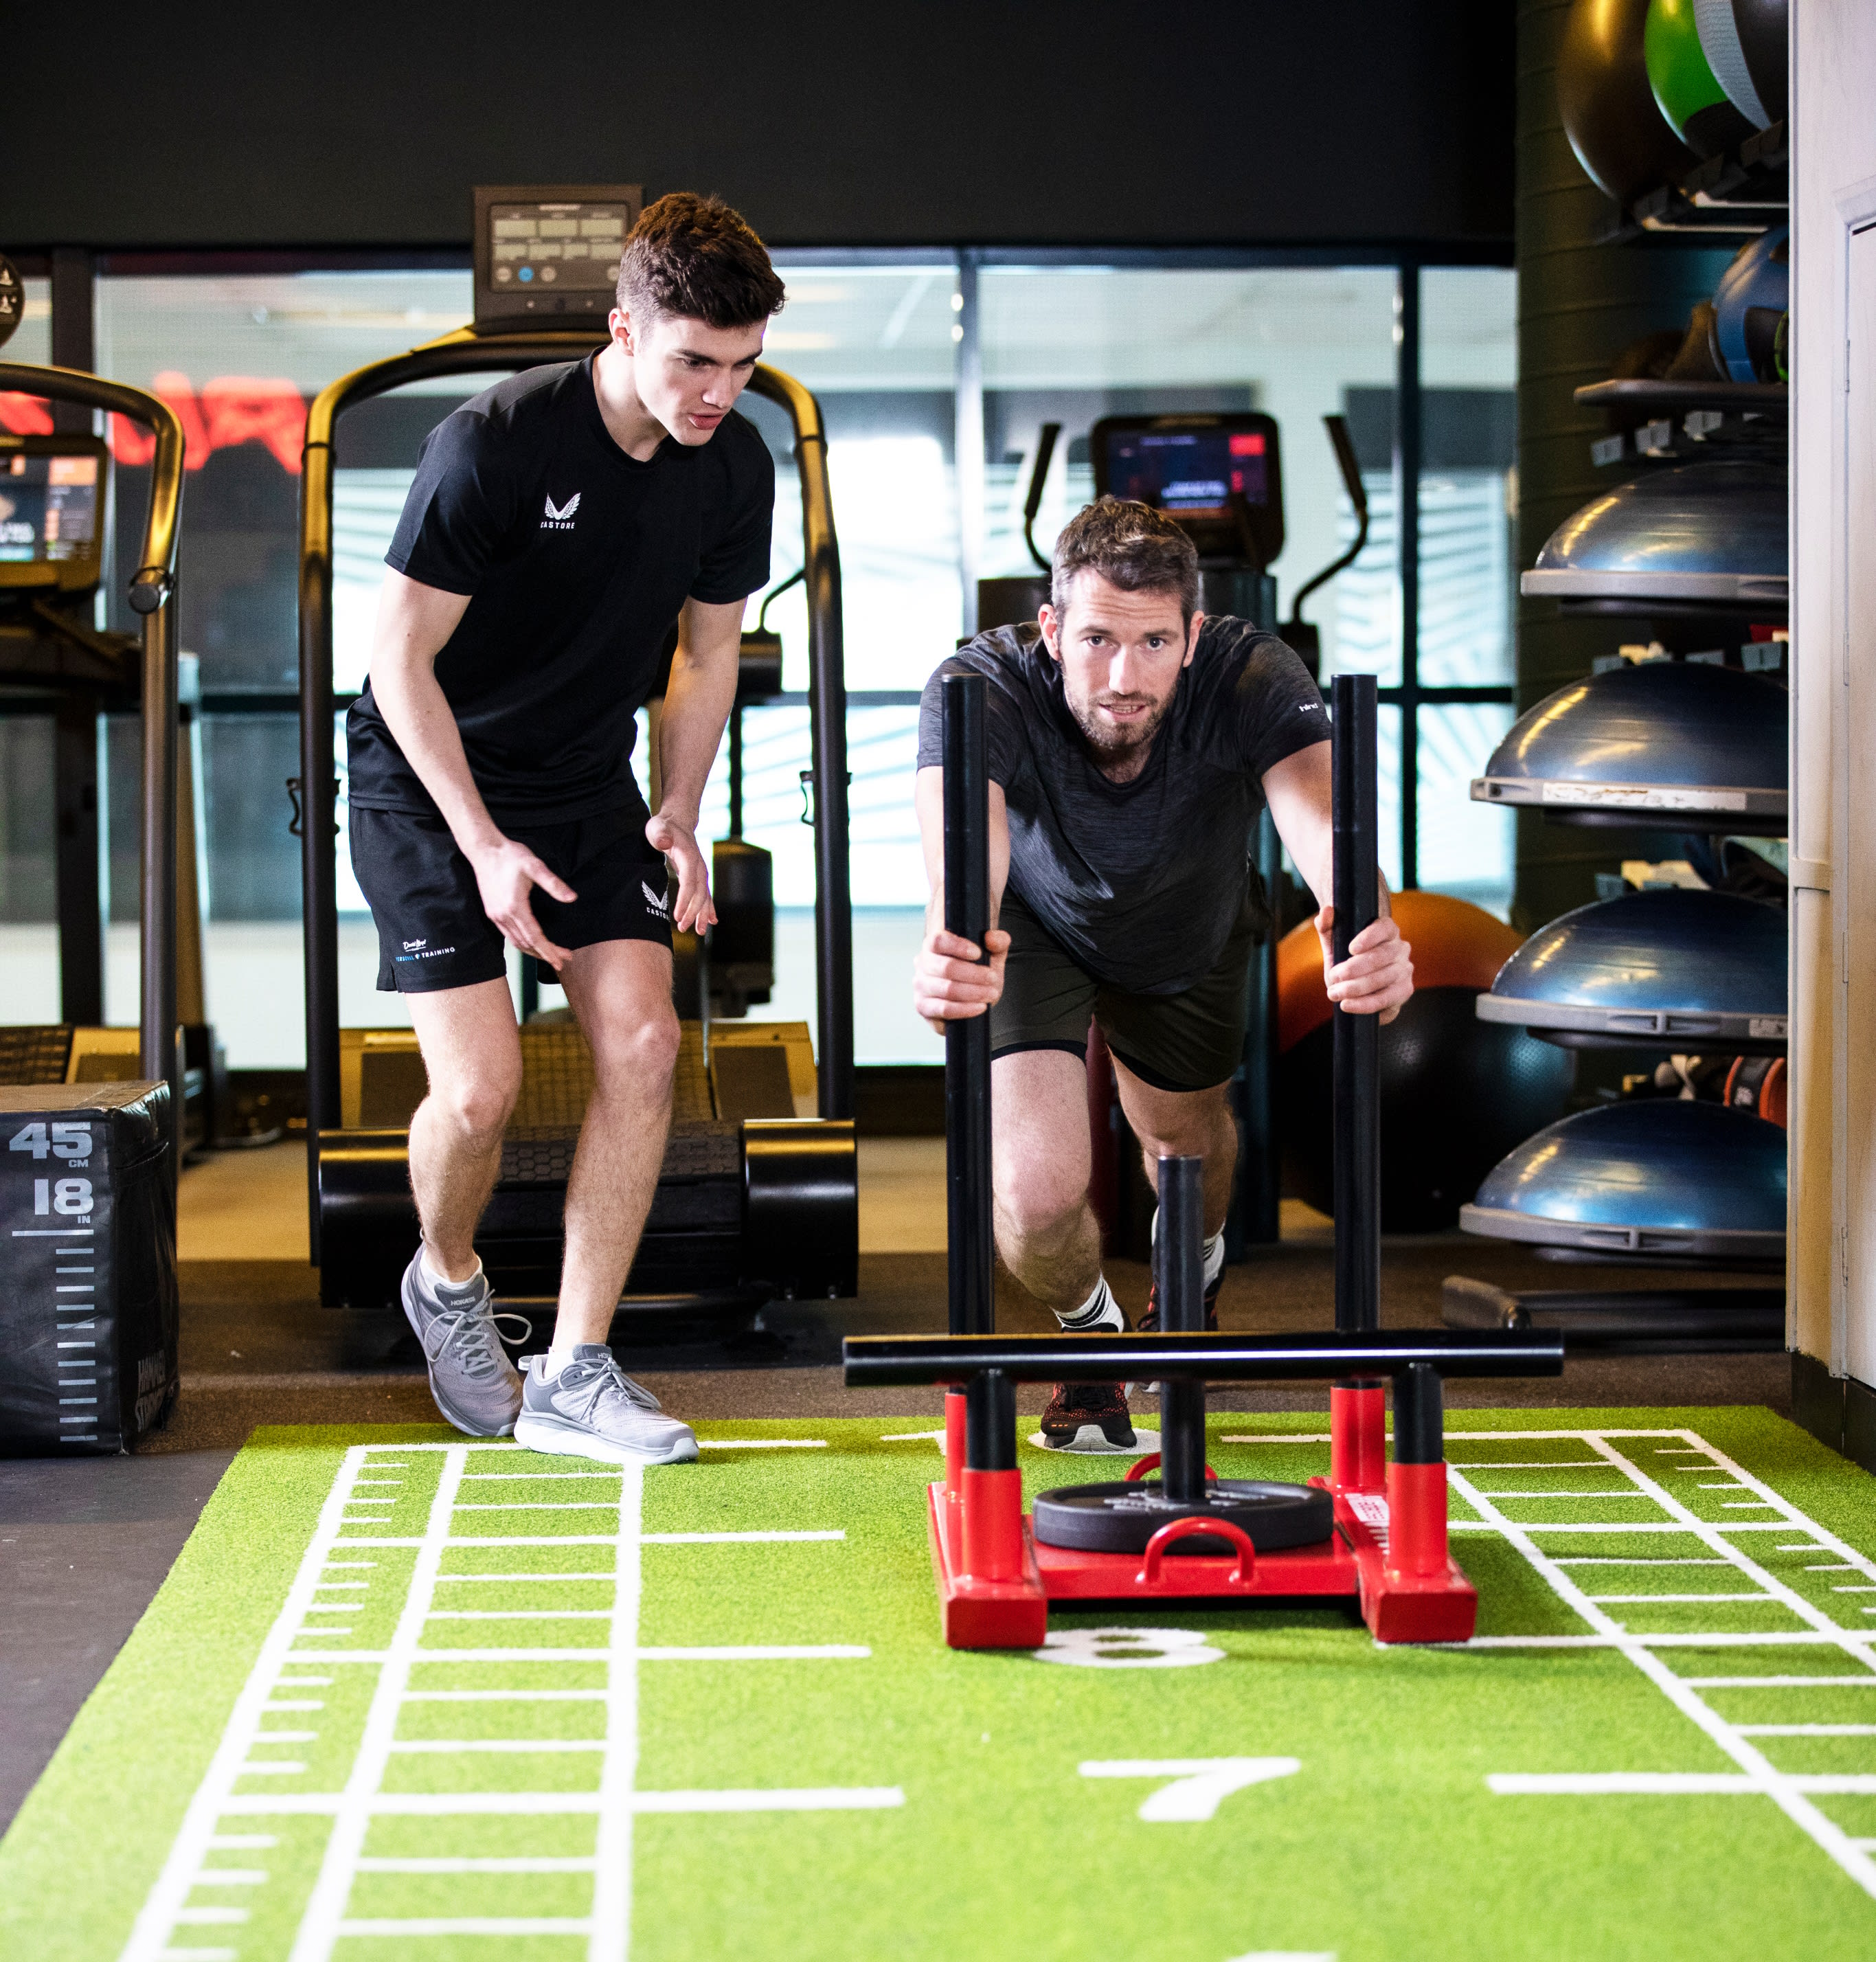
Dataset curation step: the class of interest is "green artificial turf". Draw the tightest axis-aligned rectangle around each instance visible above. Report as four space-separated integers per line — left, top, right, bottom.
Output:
5 1406 1876 1961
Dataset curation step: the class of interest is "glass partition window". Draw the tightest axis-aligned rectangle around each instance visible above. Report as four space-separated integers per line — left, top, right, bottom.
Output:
980 267 1399 676
1415 266 1517 916
30 255 1516 1068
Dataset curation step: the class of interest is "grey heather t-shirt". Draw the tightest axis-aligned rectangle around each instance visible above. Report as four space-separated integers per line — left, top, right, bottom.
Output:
916 619 1327 995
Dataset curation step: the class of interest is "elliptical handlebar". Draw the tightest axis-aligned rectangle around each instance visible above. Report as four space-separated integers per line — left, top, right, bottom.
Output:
0 361 187 1171
295 330 855 1258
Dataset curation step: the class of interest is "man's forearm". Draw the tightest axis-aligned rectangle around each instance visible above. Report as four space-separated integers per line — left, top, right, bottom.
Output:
656 653 737 828
372 663 504 857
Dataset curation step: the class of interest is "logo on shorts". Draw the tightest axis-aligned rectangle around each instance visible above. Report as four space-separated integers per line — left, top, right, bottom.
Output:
542 492 581 530
641 881 669 916
403 938 426 951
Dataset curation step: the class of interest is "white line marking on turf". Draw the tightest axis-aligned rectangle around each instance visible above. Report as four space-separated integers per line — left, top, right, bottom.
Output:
1453 1432 1876 1901
697 1439 827 1449
388 1740 604 1754
356 1857 598 1873
591 1457 641 1962
1492 1773 1876 1796
337 1919 591 1937
203 1790 904 1817
630 1788 903 1813
1734 1725 1876 1737
118 1445 380 1962
286 1441 468 1962
1686 1677 1876 1689
1080 1759 1300 1821
274 1645 872 1663
643 1530 846 1544
1585 1594 1774 1604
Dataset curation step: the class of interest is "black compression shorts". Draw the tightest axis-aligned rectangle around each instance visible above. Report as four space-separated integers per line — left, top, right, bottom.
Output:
989 887 1258 1093
349 803 673 993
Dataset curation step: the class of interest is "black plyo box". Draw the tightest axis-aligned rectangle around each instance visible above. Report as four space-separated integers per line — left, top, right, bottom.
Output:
0 1081 177 1454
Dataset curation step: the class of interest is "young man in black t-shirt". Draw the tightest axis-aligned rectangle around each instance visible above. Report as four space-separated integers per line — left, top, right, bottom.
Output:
913 497 1415 1452
347 194 784 1466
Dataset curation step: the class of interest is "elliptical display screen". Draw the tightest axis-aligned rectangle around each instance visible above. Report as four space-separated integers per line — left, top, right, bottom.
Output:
1103 427 1270 516
0 441 104 590
473 185 643 332
1090 412 1285 567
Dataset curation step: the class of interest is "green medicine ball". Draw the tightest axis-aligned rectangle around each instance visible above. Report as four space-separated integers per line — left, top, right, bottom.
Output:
1645 0 1756 158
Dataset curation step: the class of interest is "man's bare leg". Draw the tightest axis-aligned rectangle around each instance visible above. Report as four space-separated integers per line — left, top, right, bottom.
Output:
553 938 682 1349
1109 1060 1239 1238
990 1048 1102 1314
407 978 524 1281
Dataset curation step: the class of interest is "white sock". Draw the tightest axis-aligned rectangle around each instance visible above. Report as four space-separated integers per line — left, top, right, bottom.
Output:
421 1248 483 1292
1149 1210 1228 1289
1055 1274 1123 1333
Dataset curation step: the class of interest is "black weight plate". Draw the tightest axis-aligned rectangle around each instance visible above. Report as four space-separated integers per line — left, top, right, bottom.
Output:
1031 1478 1334 1555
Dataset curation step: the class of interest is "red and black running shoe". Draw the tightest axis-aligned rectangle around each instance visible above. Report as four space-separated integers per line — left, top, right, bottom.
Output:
1137 1261 1223 1333
1039 1381 1138 1453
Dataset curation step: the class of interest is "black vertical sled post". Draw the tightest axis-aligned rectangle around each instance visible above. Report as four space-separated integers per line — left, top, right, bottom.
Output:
1156 1154 1208 1504
943 672 995 1338
1332 673 1381 1334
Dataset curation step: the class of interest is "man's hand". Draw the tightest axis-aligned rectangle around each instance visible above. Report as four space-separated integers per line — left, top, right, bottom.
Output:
1315 905 1414 1024
471 837 577 970
646 811 714 935
913 926 1012 1037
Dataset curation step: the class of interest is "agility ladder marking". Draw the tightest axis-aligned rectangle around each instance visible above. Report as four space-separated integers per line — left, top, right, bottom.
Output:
117 1443 888 1962
1442 1428 1876 1904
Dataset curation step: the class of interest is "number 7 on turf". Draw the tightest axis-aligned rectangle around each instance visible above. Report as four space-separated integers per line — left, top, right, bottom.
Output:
1079 1758 1301 1822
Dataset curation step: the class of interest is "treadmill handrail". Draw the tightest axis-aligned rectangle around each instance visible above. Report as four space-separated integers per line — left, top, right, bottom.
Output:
0 361 186 1163
297 329 853 1258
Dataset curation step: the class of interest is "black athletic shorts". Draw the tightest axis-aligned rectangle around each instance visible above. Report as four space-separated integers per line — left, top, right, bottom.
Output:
990 887 1258 1094
350 802 673 993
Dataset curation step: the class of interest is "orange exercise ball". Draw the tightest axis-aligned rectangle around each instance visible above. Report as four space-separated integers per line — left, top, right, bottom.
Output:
1277 892 1575 1232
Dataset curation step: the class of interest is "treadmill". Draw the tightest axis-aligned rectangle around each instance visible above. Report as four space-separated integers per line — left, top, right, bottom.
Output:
0 353 192 1164
300 186 857 1317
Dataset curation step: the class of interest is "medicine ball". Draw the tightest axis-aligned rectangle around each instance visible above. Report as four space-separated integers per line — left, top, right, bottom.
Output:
1559 0 1701 203
1711 225 1789 383
1276 892 1576 1233
1645 0 1778 158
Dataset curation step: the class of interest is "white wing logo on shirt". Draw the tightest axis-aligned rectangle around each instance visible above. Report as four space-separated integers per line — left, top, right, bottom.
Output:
542 492 581 528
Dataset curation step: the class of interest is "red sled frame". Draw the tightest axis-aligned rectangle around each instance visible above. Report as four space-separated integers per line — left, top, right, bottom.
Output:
925 1379 1474 1650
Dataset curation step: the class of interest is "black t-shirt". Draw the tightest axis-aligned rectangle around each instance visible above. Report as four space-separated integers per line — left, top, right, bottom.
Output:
916 620 1328 994
346 355 773 824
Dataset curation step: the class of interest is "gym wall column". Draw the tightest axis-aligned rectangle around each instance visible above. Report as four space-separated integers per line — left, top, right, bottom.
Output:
1793 1 1876 1461
1511 0 1728 932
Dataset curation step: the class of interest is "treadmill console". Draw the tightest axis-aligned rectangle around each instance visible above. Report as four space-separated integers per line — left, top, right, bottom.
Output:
472 185 643 333
0 436 107 593
1091 412 1285 569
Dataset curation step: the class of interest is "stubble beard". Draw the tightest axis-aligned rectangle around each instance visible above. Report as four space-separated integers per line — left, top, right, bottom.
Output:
1065 688 1173 767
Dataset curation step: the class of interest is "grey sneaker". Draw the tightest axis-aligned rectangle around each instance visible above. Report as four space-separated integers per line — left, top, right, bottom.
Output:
515 1345 699 1467
400 1248 523 1438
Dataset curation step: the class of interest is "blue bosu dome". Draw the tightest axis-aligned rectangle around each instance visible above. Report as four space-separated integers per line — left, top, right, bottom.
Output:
1477 888 1787 1052
1459 1099 1787 1261
1520 458 1787 608
1470 657 1787 831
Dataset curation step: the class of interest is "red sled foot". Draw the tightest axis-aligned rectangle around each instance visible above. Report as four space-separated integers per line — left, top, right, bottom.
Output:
925 1479 1048 1649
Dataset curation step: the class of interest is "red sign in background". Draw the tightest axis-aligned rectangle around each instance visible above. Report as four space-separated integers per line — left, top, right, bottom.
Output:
0 373 306 473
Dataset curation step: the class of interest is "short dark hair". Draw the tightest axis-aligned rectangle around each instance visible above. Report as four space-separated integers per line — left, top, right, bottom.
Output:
1050 496 1200 623
616 192 787 328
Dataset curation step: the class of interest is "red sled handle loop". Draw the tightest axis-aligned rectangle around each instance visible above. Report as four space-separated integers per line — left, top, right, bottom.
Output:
1138 1515 1256 1587
1125 1452 1218 1484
